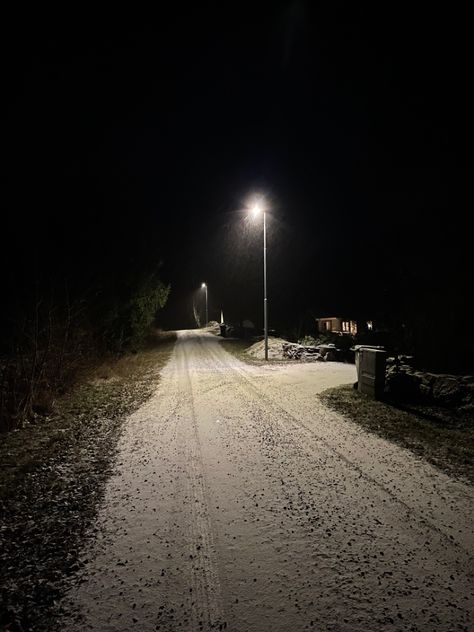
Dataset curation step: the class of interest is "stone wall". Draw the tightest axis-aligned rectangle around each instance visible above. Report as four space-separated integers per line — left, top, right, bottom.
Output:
385 358 474 412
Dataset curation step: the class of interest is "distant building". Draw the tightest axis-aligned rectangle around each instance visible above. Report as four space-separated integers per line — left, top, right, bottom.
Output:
316 316 374 335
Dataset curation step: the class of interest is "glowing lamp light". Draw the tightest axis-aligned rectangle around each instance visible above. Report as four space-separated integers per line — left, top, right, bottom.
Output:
251 203 262 218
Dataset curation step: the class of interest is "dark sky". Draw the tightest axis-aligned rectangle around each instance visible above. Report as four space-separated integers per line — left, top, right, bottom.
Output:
2 3 472 331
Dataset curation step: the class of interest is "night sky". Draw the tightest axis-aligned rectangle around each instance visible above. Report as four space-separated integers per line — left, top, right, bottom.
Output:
2 4 472 333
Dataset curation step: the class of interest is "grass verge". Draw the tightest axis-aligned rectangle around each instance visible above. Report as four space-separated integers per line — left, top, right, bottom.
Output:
319 385 474 484
0 330 176 632
220 338 261 363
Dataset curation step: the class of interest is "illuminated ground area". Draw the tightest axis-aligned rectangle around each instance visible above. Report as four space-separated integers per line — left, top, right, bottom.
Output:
62 330 473 631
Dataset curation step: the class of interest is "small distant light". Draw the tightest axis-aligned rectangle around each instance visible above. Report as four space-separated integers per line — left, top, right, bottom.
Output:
367 320 373 331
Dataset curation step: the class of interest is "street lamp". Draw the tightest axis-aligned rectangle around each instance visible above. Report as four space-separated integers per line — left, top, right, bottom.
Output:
250 202 268 360
201 282 208 326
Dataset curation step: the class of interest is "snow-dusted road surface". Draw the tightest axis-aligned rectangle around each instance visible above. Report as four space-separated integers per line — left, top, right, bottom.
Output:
63 330 473 631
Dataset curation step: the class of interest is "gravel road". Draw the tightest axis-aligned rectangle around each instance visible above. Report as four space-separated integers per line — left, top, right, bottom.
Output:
62 330 473 631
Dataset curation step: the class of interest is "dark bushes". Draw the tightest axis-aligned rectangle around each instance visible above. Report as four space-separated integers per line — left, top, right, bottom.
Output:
0 292 95 432
0 263 170 432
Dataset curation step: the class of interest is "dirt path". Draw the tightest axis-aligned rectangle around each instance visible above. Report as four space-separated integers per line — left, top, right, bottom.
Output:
62 330 473 631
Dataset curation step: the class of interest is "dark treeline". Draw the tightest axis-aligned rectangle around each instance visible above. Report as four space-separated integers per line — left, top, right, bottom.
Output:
1 202 170 432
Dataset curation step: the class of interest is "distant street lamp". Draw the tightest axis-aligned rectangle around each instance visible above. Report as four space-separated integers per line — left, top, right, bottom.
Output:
201 282 208 325
250 202 268 361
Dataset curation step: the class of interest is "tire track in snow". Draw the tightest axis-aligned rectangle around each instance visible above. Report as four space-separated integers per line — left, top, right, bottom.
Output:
61 350 222 631
176 336 225 630
205 340 472 556
198 335 473 628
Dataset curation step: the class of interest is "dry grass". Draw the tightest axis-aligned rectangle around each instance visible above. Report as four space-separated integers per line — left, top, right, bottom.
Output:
86 329 176 382
320 385 474 484
0 330 176 495
220 338 260 363
0 330 177 630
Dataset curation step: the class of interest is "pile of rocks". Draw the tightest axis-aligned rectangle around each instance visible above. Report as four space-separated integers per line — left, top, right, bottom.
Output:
282 342 338 362
385 358 474 411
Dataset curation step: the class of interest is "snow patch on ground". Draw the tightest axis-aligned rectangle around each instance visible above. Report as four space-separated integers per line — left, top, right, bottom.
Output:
60 330 473 631
245 336 287 360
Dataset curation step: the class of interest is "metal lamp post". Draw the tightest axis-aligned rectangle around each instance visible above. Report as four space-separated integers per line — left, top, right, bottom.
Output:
201 282 208 325
251 203 268 361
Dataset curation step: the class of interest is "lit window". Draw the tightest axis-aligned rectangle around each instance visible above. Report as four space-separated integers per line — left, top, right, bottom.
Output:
350 321 358 335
